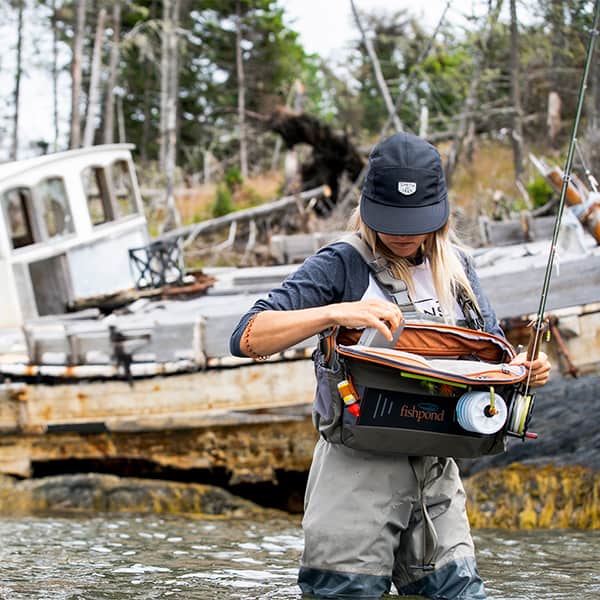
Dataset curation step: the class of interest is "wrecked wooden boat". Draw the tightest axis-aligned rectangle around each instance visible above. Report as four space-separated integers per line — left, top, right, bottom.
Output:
0 146 324 484
0 146 599 495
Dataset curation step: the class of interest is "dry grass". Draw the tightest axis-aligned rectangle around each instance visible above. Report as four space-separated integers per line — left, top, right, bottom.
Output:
440 139 519 219
241 171 284 201
174 184 217 224
174 171 284 225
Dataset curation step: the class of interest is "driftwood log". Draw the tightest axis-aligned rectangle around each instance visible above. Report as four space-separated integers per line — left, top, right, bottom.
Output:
157 185 332 265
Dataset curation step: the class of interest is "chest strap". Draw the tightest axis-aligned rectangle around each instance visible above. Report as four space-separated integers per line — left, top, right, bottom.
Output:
338 233 485 331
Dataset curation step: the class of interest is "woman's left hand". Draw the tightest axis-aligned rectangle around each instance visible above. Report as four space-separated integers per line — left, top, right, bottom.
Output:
509 351 551 387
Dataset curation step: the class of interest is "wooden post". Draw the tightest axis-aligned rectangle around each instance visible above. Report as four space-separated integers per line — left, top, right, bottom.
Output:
547 92 562 149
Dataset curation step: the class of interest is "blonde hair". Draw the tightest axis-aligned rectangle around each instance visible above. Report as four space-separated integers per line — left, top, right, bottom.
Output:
349 208 479 325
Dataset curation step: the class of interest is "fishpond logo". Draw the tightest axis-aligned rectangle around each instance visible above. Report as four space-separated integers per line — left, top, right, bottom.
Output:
400 403 445 422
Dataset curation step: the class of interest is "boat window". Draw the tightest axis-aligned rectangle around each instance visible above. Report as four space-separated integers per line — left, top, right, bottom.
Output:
36 177 74 240
110 160 138 217
1 187 37 249
82 166 114 225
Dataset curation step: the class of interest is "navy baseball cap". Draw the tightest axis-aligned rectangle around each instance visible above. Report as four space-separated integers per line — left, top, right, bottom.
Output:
360 132 449 235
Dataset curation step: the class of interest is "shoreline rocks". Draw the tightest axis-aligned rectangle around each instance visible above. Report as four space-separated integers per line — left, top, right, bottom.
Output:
465 463 600 529
0 472 281 519
1 374 598 528
460 374 600 529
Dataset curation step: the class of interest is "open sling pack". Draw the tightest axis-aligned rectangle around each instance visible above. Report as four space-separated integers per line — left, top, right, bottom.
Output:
313 234 536 458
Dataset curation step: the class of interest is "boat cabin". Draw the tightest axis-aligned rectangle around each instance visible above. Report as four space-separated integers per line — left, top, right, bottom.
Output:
0 144 148 328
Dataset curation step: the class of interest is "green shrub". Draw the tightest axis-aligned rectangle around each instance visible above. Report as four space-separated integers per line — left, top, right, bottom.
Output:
526 176 554 209
224 166 243 190
212 184 234 217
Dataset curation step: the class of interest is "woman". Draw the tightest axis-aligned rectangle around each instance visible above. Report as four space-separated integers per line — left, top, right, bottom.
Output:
230 132 551 599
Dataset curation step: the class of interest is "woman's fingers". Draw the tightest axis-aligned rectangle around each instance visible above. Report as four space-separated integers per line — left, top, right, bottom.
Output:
358 303 402 340
370 300 404 333
510 351 551 387
331 299 403 337
365 314 395 340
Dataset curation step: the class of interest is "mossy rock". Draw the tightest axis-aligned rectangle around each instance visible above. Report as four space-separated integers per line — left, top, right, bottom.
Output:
465 463 600 530
0 473 279 519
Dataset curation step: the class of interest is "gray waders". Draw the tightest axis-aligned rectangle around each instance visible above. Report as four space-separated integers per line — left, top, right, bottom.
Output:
298 439 486 599
299 234 488 598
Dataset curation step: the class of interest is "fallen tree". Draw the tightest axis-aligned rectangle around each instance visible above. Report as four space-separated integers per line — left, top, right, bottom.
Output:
249 107 365 204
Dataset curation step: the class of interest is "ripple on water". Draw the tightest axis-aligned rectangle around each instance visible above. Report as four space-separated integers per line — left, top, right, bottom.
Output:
0 517 598 599
114 564 172 574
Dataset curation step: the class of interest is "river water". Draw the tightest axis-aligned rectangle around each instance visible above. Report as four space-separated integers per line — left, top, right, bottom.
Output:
0 515 598 599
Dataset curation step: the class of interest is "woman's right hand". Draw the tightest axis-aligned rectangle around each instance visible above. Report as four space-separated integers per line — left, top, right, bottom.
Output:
328 299 403 341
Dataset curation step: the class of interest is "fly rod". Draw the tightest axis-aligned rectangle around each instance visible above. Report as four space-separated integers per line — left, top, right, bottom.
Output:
524 0 600 393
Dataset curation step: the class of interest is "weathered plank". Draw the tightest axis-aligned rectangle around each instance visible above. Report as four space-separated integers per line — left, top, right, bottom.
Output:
479 253 600 319
479 215 557 246
270 231 345 263
3 359 316 432
0 384 24 433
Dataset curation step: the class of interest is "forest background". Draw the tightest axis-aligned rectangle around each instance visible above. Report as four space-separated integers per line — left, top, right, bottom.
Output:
1 0 599 252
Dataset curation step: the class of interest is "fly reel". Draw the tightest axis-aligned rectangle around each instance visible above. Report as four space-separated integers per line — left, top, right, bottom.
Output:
507 392 537 439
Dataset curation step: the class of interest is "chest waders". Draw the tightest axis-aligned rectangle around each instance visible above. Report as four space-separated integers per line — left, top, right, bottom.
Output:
310 234 537 572
312 233 537 458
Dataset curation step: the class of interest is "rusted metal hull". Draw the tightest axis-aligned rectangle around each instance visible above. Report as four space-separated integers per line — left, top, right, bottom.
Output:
502 302 600 377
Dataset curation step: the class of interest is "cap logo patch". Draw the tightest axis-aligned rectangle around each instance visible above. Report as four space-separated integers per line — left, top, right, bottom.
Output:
397 181 417 195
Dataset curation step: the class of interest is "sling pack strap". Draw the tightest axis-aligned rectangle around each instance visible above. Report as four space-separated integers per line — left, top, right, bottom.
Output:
338 233 485 331
338 233 415 311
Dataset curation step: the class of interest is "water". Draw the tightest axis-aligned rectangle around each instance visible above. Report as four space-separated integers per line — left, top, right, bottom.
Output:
0 515 598 599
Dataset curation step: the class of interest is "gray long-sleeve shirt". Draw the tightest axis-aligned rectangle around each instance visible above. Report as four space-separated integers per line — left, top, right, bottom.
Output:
229 241 502 357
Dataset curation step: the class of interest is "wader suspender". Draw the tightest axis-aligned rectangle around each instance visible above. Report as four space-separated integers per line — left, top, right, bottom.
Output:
340 233 485 330
339 234 415 311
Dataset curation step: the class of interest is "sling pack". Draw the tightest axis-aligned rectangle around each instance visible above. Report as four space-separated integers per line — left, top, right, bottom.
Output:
312 234 536 458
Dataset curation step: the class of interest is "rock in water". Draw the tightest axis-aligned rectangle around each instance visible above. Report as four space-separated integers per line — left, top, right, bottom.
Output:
465 463 600 529
0 473 278 518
